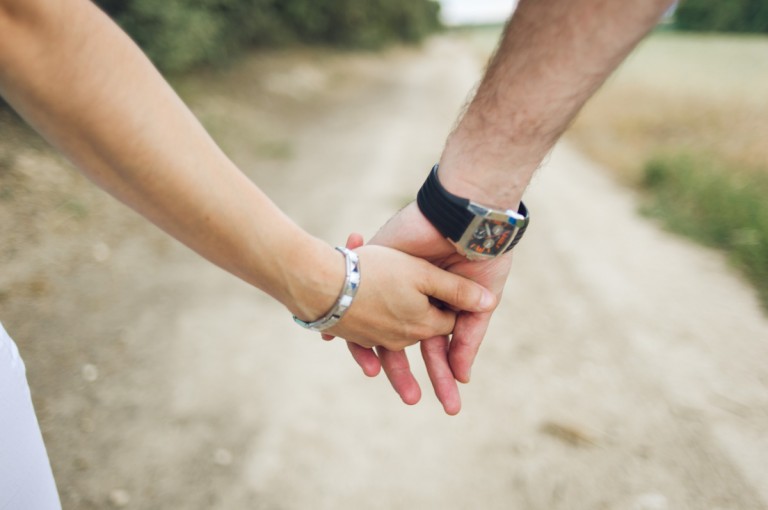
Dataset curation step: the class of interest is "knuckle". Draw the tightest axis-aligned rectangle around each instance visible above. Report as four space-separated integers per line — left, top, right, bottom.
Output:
455 280 471 307
420 265 436 292
403 321 429 342
422 339 447 356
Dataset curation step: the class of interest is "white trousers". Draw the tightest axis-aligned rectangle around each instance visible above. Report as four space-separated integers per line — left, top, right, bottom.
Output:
0 323 61 510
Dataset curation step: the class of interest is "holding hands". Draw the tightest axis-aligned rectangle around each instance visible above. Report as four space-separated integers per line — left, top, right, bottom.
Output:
0 0 673 423
367 202 516 414
316 180 526 415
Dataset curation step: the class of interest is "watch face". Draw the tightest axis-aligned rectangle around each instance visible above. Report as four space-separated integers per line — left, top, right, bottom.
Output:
463 218 515 258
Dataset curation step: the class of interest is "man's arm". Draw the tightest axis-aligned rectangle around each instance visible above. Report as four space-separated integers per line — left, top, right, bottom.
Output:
440 0 675 207
0 0 496 350
365 0 676 414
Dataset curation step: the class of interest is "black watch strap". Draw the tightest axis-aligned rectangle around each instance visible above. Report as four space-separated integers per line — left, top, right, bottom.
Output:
416 164 473 242
507 202 530 250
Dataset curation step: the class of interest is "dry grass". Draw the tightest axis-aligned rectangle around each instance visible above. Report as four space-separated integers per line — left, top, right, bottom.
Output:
569 32 768 182
569 31 768 309
454 28 768 180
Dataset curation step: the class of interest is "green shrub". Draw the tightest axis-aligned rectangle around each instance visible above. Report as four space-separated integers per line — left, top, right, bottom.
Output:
94 0 441 72
107 0 288 72
277 0 441 48
676 0 768 33
642 153 768 308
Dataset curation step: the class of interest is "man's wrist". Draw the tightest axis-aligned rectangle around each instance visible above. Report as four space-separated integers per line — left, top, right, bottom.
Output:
437 128 539 211
416 165 530 260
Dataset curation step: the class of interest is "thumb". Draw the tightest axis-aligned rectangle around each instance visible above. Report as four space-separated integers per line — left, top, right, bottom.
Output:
422 265 496 313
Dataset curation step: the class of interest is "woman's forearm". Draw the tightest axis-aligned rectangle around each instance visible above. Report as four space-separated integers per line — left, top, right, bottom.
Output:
0 0 343 317
0 0 497 350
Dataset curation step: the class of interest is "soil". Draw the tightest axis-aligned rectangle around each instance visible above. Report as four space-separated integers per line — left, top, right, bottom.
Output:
2 36 768 510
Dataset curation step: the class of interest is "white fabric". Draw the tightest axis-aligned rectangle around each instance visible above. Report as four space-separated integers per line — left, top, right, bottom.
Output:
0 322 61 510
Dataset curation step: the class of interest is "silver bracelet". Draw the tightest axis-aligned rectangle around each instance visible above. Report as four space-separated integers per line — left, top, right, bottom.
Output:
292 246 361 332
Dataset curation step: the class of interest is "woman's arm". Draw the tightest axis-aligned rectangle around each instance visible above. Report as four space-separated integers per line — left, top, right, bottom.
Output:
0 0 496 349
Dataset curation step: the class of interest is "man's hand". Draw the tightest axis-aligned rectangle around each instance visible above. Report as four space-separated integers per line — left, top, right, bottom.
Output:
338 202 513 415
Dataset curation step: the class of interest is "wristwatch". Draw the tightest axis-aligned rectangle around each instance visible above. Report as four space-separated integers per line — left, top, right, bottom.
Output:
417 164 529 260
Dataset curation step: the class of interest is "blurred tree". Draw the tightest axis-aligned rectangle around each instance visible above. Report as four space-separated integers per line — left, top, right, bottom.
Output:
276 0 440 47
92 0 441 72
676 0 768 33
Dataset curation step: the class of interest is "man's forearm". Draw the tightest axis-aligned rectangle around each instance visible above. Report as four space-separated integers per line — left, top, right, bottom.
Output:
363 0 674 412
439 0 675 207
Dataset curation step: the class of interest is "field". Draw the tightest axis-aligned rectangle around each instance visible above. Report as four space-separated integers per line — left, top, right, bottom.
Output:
570 32 768 182
573 32 768 308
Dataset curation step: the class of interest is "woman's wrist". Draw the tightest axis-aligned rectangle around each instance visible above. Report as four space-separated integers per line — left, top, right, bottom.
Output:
280 236 347 323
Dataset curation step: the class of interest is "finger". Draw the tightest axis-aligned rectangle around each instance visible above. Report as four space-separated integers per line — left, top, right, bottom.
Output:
347 342 382 377
321 333 334 341
377 346 421 405
448 311 493 384
346 232 364 250
422 265 496 314
424 305 460 339
420 336 461 415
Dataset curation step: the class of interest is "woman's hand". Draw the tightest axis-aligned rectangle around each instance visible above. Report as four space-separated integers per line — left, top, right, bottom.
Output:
292 241 496 353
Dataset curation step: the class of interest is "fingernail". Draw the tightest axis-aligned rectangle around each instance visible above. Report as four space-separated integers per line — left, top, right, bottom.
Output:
480 291 495 310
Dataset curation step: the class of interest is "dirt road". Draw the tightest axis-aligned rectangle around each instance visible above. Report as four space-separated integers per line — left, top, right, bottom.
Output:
4 36 768 509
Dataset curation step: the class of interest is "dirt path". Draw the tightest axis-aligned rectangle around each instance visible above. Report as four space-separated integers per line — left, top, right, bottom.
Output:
4 36 768 509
